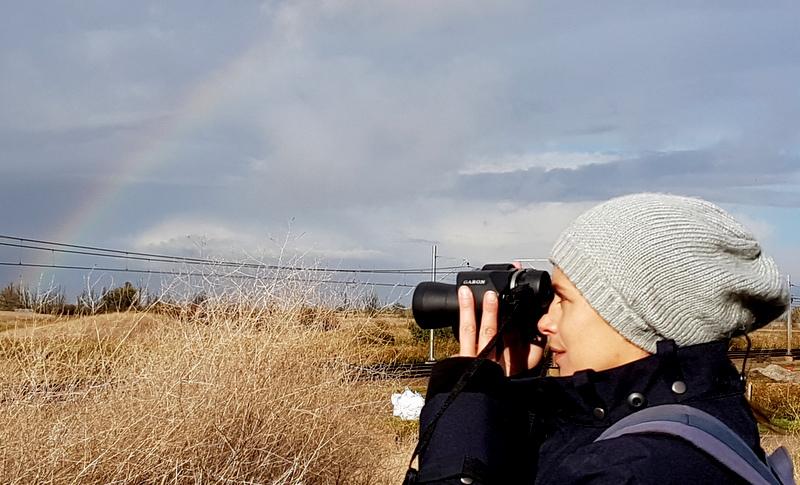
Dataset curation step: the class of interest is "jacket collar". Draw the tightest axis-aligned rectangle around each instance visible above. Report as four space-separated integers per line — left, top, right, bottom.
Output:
522 340 743 426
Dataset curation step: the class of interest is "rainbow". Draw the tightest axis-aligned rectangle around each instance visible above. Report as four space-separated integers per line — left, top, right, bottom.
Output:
27 42 265 280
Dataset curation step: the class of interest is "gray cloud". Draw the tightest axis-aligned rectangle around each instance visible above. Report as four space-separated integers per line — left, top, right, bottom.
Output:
455 146 800 207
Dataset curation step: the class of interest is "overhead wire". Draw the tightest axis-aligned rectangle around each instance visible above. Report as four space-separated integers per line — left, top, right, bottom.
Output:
0 261 417 288
0 234 469 275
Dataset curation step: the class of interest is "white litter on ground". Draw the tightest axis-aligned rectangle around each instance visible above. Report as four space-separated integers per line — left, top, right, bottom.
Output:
392 388 425 420
756 364 800 383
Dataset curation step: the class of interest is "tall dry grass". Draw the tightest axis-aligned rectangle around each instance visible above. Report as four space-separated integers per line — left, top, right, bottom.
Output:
730 321 800 351
0 271 411 484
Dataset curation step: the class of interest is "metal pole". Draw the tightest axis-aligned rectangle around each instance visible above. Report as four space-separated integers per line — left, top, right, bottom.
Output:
427 244 437 363
788 274 793 358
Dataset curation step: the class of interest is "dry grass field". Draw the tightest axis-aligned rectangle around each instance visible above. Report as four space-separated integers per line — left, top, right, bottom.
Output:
731 320 800 350
0 310 58 332
0 306 421 484
0 304 797 483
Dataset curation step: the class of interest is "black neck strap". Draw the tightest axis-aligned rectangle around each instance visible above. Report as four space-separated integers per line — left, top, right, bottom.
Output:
406 319 509 473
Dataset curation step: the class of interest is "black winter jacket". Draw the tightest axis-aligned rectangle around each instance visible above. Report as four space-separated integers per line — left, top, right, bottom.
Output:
413 340 764 484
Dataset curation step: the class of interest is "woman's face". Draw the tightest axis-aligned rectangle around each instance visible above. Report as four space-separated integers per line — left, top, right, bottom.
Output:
537 268 650 376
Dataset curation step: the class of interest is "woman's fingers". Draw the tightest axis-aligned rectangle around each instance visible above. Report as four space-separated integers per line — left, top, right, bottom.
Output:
458 286 477 357
479 291 498 351
459 287 500 359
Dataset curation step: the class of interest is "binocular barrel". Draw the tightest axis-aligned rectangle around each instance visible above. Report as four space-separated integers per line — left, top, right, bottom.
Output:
411 282 460 330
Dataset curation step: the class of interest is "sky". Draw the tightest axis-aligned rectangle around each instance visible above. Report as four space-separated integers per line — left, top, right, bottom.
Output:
1 1 799 304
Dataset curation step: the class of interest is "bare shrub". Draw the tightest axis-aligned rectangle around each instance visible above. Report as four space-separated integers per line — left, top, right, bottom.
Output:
750 381 800 423
298 306 341 331
0 283 23 310
356 318 397 346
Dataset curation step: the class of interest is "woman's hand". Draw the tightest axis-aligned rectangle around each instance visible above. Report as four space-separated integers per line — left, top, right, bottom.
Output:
457 285 500 359
456 284 546 377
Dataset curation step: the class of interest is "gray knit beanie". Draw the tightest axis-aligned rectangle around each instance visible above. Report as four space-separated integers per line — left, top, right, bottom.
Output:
550 193 789 353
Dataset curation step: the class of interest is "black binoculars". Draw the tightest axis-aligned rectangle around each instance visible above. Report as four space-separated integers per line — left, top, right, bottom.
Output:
412 263 553 342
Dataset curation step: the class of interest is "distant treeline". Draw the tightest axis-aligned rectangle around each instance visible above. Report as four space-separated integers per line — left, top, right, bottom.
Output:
0 281 411 318
0 281 146 315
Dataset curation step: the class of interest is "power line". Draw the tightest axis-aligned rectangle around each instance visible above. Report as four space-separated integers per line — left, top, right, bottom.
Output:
0 261 417 288
0 234 469 275
0 241 205 267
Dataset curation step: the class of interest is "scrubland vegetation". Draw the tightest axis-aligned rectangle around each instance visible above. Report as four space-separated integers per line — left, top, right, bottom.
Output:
0 274 426 484
0 277 797 483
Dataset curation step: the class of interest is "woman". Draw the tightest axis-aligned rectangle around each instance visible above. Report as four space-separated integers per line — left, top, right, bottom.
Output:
412 193 789 484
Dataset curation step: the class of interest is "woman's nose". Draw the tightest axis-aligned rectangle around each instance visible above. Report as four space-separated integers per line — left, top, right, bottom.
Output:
538 310 555 336
537 300 558 335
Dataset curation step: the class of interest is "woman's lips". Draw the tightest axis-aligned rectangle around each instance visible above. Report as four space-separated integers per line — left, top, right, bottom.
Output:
550 348 565 365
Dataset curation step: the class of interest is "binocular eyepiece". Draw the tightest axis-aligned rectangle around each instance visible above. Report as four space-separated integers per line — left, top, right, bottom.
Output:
412 264 554 342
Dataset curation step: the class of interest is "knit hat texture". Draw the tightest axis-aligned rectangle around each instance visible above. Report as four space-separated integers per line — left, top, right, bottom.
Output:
550 193 789 353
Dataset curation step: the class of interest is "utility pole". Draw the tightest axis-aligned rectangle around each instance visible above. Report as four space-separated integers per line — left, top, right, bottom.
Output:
427 244 438 363
789 274 793 358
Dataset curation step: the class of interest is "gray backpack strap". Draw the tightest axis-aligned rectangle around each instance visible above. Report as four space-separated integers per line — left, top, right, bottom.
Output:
594 404 795 485
768 446 796 485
